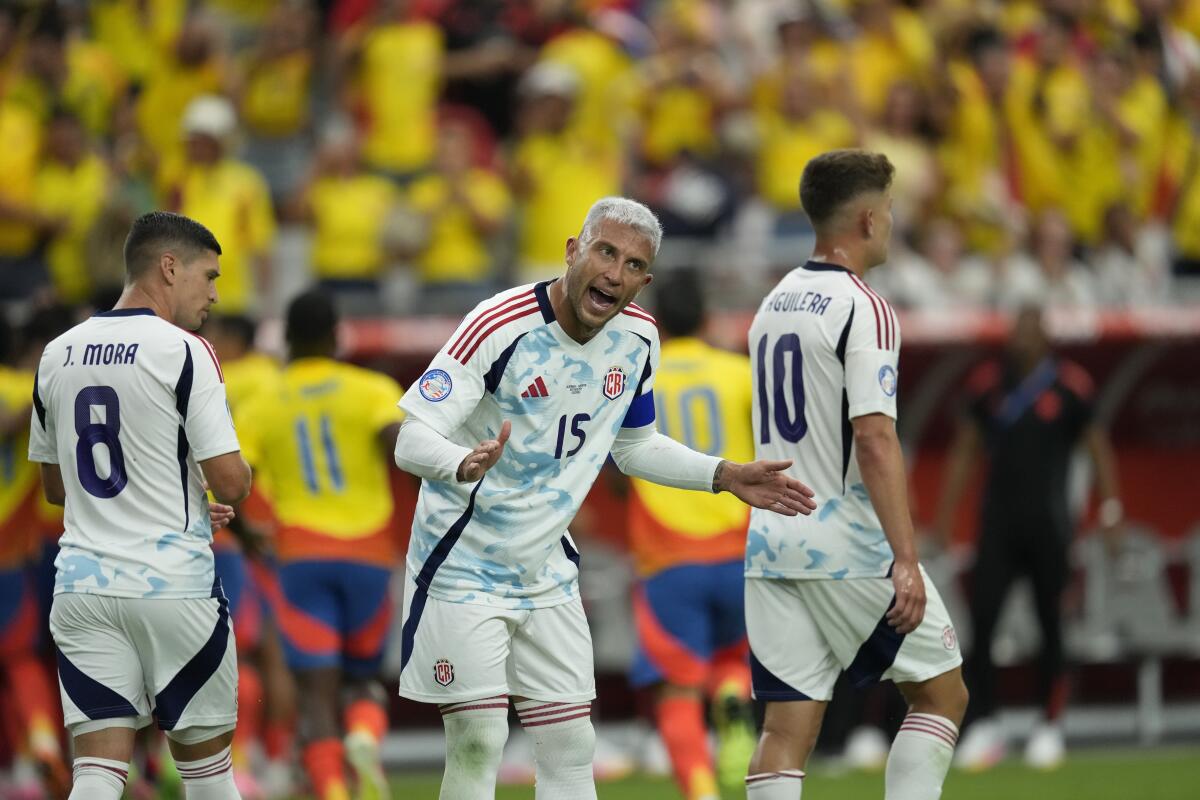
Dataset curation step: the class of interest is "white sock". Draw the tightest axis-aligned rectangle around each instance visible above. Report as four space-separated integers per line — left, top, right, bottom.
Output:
175 745 241 799
70 757 129 800
885 713 958 800
440 695 511 800
515 699 596 800
745 769 805 798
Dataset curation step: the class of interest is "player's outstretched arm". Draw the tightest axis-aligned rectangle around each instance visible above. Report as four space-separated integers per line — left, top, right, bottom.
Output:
853 412 925 634
456 420 511 483
713 460 817 516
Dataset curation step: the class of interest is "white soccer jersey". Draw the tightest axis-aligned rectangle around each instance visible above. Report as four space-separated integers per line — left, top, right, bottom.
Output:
746 261 901 580
400 280 659 609
28 308 240 599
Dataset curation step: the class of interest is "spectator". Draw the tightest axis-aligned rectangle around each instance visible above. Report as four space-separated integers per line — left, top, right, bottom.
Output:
871 216 992 309
237 3 317 207
341 0 445 180
511 61 621 281
161 94 275 314
753 71 857 223
89 0 186 86
34 110 111 304
999 210 1098 309
0 96 49 302
863 79 938 235
136 13 229 163
846 0 936 119
406 116 512 312
1092 203 1172 306
291 121 400 314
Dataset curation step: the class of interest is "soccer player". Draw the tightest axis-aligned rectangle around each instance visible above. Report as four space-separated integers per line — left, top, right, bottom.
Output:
27 211 251 800
0 317 69 797
235 290 405 800
393 196 817 800
743 150 969 800
934 305 1121 770
204 313 295 796
627 269 757 800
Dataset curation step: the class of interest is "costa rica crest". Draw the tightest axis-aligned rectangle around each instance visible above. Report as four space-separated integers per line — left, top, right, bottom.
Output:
603 366 626 400
434 658 454 686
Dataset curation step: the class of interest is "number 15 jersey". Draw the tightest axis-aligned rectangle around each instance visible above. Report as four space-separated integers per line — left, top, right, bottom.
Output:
28 309 241 600
747 262 900 581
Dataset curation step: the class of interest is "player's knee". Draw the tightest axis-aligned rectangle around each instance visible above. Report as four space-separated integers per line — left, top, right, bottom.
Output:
530 717 596 768
443 715 509 775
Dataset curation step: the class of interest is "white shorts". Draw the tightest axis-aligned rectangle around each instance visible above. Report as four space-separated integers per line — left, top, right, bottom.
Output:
745 566 962 702
397 569 595 704
49 591 238 739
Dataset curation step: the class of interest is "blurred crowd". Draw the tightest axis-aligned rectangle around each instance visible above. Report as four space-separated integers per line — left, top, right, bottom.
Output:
3 0 1200 318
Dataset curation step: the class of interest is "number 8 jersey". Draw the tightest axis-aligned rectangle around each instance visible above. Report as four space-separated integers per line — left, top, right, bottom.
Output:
747 261 900 581
28 309 241 599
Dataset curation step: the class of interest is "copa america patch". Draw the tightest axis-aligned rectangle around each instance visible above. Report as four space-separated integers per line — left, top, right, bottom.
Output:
603 366 626 400
419 369 453 402
942 625 958 651
878 365 898 397
434 658 454 687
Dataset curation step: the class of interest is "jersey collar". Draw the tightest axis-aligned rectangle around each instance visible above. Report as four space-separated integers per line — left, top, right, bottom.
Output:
93 307 156 317
533 280 557 323
802 260 854 274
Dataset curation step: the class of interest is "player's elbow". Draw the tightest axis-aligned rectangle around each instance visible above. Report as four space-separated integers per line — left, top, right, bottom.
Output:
202 453 252 505
852 418 897 465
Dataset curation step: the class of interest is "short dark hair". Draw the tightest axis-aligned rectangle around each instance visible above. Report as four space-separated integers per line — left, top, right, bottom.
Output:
799 150 895 227
654 269 705 338
123 211 221 280
212 314 258 350
286 288 338 357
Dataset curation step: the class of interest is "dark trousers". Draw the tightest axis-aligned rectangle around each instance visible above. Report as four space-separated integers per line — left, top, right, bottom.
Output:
964 519 1070 724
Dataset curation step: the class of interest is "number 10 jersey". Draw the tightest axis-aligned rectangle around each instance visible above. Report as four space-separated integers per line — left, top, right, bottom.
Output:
747 261 901 581
28 309 241 599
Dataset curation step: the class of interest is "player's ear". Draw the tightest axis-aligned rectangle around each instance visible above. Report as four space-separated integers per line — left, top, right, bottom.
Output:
863 207 875 240
565 236 579 268
160 252 177 285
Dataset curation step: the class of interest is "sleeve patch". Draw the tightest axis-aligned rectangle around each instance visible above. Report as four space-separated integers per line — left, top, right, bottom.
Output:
418 369 454 402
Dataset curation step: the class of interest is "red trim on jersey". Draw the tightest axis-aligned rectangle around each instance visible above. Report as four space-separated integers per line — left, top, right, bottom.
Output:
457 306 541 364
535 376 550 396
620 306 656 325
449 291 536 361
847 275 883 349
861 278 895 349
187 332 224 382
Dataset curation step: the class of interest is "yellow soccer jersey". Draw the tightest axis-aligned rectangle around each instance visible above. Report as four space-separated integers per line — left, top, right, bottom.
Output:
222 351 280 413
235 359 404 564
629 338 754 576
0 367 40 566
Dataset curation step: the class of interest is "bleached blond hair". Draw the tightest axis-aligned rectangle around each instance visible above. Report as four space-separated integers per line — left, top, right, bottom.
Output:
578 197 663 257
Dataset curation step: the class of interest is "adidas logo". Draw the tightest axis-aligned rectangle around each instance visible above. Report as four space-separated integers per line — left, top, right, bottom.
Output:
520 377 550 398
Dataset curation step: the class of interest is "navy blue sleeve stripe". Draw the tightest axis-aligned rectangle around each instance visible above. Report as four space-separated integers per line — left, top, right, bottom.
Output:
631 333 653 397
484 333 527 394
175 345 194 531
622 389 655 428
32 368 47 430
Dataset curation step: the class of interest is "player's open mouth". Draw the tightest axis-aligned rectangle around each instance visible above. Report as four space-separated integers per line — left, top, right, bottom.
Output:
587 287 616 312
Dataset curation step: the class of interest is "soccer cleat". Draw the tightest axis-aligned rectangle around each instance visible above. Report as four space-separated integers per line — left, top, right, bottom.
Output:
1023 723 1065 770
713 692 757 794
843 725 889 771
344 730 388 800
953 719 1007 771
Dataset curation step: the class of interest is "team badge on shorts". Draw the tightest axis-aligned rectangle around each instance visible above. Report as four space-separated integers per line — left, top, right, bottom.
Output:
434 658 455 686
419 369 453 402
942 625 958 651
603 366 626 400
878 365 898 397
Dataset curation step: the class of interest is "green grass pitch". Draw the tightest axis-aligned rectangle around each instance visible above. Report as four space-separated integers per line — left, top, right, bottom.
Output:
306 746 1200 799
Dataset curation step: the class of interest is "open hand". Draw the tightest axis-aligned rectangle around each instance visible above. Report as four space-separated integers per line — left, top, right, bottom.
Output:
887 560 926 634
717 459 817 516
457 421 511 483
